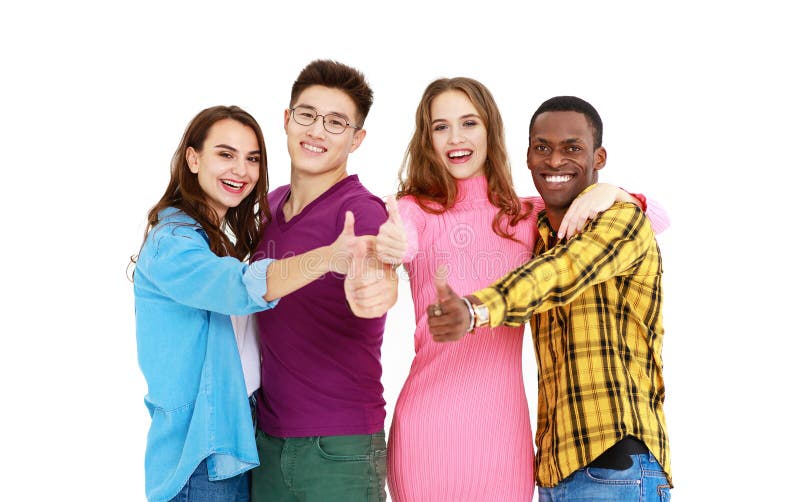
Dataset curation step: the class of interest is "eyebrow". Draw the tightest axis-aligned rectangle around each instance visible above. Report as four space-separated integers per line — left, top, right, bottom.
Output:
213 144 261 155
432 113 481 123
295 103 351 121
532 136 584 145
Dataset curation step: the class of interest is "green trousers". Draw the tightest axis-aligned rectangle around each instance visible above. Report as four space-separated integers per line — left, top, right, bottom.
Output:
251 429 387 502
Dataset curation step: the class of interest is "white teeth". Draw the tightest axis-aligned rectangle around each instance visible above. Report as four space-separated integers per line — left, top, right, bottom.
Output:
448 150 472 158
222 180 244 189
545 175 573 183
302 143 324 153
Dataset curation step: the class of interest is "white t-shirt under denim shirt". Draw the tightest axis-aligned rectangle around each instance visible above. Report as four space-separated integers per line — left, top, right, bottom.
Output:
231 314 260 397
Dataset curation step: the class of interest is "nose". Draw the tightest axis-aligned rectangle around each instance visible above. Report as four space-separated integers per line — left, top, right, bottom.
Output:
306 115 326 137
547 150 565 168
231 157 247 176
448 127 465 144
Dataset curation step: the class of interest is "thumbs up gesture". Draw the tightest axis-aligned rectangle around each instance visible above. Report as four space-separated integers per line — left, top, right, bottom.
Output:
376 196 408 266
427 267 472 342
329 211 358 274
345 233 398 319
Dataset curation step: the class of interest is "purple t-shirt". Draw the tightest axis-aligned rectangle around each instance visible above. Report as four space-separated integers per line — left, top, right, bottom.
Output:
254 175 388 437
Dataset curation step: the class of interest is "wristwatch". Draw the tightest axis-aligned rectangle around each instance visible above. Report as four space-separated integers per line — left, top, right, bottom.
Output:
471 299 490 329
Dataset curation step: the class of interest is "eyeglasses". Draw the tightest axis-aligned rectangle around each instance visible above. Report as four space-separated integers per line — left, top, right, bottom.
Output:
289 106 361 135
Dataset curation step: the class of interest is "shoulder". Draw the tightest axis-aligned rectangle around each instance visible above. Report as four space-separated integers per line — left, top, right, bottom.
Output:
519 195 545 215
332 177 387 234
338 178 387 217
593 202 653 237
143 208 206 254
150 208 202 238
396 195 428 222
268 184 291 206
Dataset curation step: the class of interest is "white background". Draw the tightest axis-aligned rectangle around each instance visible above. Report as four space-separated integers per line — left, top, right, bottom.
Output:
1 1 797 500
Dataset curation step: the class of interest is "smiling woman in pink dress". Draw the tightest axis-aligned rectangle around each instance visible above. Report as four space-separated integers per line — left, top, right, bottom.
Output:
376 78 665 502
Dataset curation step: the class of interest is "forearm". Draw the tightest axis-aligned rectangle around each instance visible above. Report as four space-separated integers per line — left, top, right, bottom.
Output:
475 204 652 327
264 245 333 301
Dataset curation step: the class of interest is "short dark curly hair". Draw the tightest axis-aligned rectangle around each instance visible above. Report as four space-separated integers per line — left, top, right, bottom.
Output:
529 96 603 149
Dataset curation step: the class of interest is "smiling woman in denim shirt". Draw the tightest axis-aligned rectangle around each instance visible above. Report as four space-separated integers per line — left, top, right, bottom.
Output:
133 105 366 502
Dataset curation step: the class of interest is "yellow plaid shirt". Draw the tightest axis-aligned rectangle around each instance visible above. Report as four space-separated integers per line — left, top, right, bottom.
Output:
473 202 671 488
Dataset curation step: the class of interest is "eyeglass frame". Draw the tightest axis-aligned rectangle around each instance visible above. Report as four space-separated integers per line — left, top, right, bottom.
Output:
289 106 362 135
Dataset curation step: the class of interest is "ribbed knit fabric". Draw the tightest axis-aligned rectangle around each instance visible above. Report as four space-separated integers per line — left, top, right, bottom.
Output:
387 175 541 502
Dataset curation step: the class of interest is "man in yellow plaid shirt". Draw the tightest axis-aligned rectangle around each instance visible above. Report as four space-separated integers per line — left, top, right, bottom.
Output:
428 96 672 501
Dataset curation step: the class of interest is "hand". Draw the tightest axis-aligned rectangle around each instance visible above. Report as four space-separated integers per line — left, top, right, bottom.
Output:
427 268 471 342
345 237 398 318
375 196 408 266
329 211 358 274
557 183 622 239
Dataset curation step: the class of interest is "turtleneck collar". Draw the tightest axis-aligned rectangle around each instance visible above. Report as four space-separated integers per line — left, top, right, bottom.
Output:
454 174 489 205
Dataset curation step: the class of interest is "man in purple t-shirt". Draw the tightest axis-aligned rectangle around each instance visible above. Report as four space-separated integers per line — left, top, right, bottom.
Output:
249 60 396 502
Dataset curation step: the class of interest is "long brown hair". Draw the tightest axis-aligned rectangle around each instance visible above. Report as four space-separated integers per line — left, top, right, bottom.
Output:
141 105 270 260
397 77 531 240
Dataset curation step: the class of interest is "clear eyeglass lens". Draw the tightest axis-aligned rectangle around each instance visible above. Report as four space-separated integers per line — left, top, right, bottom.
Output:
292 106 348 134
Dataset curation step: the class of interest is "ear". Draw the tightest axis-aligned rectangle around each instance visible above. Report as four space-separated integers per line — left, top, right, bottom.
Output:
526 143 534 171
186 147 200 174
593 146 607 171
284 108 291 134
349 128 366 153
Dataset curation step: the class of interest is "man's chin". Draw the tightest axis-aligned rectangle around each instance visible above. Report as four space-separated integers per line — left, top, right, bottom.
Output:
541 193 575 210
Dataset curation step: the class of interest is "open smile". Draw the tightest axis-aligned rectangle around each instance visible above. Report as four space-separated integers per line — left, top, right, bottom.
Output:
220 179 247 193
543 174 574 183
447 149 473 164
301 142 326 154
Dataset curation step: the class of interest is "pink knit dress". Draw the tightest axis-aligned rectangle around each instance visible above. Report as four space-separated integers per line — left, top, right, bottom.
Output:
387 175 542 502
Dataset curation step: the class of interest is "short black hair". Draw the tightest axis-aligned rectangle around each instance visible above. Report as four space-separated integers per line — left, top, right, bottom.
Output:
529 96 603 149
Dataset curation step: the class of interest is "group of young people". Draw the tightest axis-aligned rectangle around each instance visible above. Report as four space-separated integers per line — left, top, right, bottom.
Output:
133 59 673 502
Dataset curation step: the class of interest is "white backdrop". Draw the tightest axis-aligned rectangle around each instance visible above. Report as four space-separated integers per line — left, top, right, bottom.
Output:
1 1 797 500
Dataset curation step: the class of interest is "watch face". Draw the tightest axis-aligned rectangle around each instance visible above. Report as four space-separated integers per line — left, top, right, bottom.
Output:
475 304 490 326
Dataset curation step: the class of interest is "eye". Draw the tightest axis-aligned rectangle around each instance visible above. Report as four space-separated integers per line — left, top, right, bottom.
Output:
566 145 582 153
433 123 448 132
247 155 260 163
463 119 479 127
298 111 315 119
219 151 234 159
327 117 346 128
533 144 549 153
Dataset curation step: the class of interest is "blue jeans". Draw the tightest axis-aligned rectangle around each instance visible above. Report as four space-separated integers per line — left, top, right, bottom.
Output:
538 452 671 502
169 458 250 502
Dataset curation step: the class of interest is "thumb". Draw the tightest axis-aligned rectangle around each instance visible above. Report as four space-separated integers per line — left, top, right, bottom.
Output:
349 237 368 276
434 265 454 302
341 211 355 236
385 196 403 225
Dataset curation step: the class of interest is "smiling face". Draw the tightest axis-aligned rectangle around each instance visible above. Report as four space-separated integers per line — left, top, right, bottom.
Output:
186 118 261 221
284 85 366 180
528 110 606 223
430 90 487 180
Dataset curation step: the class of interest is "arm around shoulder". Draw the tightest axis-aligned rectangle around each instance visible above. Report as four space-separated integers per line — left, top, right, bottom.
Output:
474 204 655 327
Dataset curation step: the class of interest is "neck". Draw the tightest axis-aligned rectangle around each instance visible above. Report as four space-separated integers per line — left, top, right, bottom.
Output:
545 208 565 234
284 167 348 221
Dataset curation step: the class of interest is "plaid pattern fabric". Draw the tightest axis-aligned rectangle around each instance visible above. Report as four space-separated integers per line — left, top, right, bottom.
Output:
473 202 671 488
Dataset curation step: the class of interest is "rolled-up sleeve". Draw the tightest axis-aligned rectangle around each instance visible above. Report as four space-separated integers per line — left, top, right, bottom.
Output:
243 258 279 308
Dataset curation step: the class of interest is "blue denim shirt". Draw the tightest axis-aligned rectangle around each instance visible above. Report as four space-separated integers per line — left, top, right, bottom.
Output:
134 208 277 502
